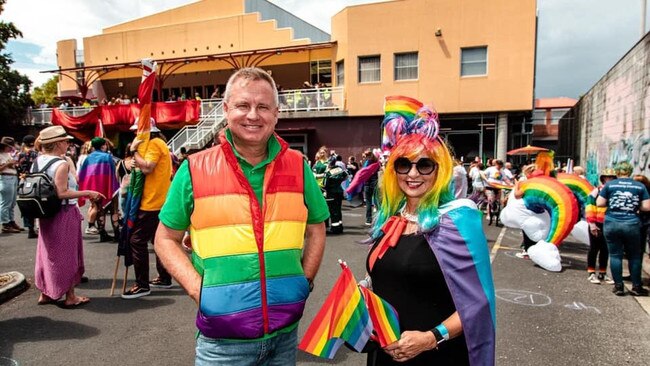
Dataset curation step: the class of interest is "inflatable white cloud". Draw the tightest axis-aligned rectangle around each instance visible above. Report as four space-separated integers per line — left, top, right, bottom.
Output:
527 240 562 272
570 220 590 245
500 191 550 242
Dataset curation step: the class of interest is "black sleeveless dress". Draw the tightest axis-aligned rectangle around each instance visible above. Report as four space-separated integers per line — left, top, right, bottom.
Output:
366 234 470 366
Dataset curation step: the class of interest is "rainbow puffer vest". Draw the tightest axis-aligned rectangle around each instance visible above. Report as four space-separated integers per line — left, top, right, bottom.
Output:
188 134 309 339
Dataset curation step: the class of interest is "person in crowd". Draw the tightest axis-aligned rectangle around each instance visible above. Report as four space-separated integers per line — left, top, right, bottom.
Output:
633 174 650 259
33 126 104 307
16 135 39 238
115 144 133 217
362 148 380 226
468 161 485 208
503 161 515 182
0 136 21 233
597 162 650 296
312 146 329 187
121 118 173 299
481 159 512 222
573 166 586 178
347 155 360 179
323 155 348 234
452 159 468 199
77 137 120 243
585 168 617 283
365 98 495 365
154 67 329 364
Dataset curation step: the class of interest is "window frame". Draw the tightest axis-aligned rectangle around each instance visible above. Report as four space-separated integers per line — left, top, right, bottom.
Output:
460 46 488 77
358 55 381 84
336 60 344 86
394 52 419 81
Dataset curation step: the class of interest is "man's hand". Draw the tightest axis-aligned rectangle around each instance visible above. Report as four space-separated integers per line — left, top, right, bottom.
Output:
302 222 326 283
155 224 202 305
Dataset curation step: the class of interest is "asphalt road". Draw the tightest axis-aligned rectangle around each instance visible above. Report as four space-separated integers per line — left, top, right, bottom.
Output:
1 202 649 366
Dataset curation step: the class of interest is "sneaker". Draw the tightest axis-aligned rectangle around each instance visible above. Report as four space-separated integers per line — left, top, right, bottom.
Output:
121 284 151 299
27 229 38 239
629 286 649 296
98 231 114 243
588 273 601 284
515 250 529 259
365 222 372 227
149 277 173 289
2 225 20 233
612 283 625 296
597 273 615 285
85 226 99 235
9 221 24 231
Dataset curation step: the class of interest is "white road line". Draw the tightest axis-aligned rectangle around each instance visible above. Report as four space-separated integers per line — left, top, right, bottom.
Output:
490 226 508 263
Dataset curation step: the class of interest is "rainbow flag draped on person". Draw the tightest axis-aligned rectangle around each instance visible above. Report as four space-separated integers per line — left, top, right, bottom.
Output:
299 261 373 359
77 150 119 209
117 59 156 266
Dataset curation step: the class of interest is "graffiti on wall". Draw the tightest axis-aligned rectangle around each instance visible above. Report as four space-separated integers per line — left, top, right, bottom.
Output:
586 135 650 185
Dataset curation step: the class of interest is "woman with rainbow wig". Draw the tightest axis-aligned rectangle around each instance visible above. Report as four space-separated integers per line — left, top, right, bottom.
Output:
364 96 495 366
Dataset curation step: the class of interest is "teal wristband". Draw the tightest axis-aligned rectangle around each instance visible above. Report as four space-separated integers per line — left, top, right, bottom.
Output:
435 324 450 341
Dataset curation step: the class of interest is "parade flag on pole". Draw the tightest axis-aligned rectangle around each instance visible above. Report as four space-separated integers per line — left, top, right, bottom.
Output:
359 286 400 347
117 59 157 267
298 261 373 359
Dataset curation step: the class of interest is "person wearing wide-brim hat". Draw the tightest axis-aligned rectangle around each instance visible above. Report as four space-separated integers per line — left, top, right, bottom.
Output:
585 168 617 286
1 136 22 233
33 125 105 307
597 162 650 297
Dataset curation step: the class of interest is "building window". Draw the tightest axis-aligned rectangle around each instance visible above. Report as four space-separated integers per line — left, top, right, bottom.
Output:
358 55 381 83
394 52 418 81
310 60 332 86
336 60 344 86
460 46 487 76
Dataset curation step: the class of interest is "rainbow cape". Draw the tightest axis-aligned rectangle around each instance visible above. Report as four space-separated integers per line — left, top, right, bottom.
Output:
359 286 400 347
556 173 594 219
117 59 156 267
299 262 373 359
77 151 119 208
520 176 579 245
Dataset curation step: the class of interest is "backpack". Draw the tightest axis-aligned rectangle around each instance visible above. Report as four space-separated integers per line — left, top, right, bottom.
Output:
17 157 63 218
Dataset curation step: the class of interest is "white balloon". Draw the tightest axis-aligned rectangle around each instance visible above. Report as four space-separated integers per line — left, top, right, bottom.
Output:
500 191 550 241
527 241 562 272
570 220 590 245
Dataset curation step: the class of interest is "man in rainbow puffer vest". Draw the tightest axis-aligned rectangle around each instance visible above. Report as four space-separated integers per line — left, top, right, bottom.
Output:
155 67 329 365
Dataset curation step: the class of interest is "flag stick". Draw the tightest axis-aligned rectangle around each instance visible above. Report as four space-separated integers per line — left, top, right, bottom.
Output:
109 256 120 296
122 266 129 294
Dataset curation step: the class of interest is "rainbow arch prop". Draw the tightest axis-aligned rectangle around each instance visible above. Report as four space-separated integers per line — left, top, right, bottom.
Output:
556 173 595 219
520 176 579 245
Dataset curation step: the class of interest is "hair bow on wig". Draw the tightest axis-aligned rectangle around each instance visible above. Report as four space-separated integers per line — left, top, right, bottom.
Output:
381 96 440 151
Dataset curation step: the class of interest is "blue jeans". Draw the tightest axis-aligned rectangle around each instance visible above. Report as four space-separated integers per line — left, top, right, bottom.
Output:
195 328 297 366
0 175 17 224
603 219 642 286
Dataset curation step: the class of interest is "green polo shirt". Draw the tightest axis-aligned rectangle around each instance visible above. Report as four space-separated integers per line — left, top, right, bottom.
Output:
159 129 329 231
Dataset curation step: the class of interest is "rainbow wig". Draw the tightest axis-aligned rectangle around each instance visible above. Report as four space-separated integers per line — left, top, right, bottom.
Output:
371 96 454 239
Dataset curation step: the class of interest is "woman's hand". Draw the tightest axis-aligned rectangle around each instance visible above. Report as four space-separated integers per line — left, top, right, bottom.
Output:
88 191 106 202
383 330 437 362
130 138 143 152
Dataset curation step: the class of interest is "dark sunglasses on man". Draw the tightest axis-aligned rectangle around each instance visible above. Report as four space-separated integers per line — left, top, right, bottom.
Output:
393 157 437 175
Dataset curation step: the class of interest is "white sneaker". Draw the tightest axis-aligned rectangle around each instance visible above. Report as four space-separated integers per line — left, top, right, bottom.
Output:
515 250 529 259
588 273 601 284
598 274 615 284
85 226 99 235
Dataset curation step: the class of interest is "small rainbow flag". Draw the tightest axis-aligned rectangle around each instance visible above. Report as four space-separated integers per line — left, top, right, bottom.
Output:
383 95 423 121
298 262 373 359
359 286 400 347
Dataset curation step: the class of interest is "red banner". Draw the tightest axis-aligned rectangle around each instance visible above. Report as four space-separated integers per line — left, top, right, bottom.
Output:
50 100 200 141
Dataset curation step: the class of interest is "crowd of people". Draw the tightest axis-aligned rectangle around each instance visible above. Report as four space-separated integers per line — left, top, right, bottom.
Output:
2 66 649 365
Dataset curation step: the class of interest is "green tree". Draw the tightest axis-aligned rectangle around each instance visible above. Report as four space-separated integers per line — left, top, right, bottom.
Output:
0 0 32 126
31 75 58 107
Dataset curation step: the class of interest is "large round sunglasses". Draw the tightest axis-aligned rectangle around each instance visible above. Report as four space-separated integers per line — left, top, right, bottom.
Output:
393 157 438 175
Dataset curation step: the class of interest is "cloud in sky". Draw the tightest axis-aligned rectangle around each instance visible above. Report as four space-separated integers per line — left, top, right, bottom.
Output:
1 0 648 99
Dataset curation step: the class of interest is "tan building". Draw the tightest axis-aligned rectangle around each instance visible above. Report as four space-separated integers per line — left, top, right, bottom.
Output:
54 0 537 161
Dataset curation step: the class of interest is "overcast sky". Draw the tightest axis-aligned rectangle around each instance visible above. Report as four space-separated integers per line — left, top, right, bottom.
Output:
1 0 648 99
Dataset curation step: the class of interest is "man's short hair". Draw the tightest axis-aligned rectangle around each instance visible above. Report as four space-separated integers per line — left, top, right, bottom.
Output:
224 67 278 106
